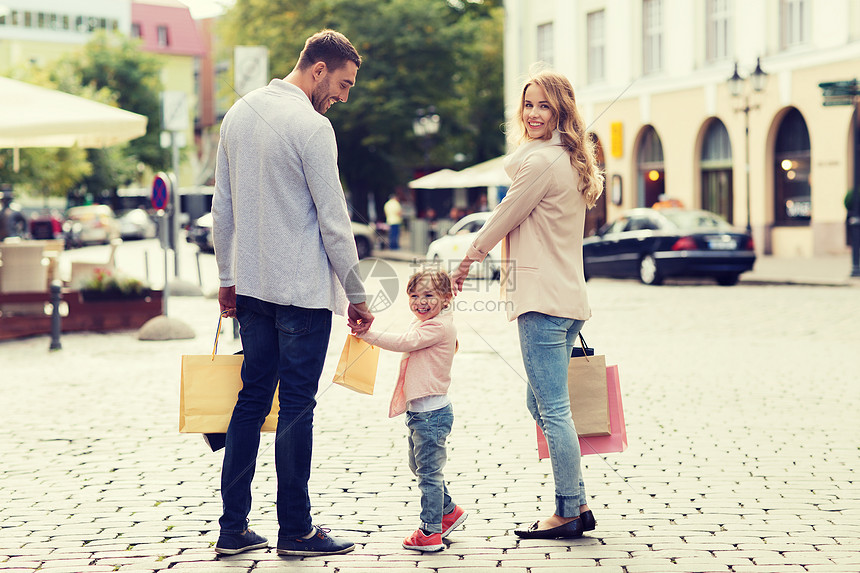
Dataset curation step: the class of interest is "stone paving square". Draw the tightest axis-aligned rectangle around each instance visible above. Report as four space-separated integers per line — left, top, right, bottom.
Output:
2 259 859 572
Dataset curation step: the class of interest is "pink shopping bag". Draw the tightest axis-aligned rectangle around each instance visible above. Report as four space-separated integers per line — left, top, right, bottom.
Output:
537 364 626 458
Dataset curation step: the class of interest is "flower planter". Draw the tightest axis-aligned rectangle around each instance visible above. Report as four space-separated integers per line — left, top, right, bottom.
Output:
65 290 163 333
79 288 153 303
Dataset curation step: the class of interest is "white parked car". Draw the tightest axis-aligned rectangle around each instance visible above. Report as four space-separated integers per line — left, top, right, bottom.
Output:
118 208 157 240
426 212 502 279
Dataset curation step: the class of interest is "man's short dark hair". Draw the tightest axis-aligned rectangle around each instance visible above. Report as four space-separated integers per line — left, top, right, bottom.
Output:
297 29 361 72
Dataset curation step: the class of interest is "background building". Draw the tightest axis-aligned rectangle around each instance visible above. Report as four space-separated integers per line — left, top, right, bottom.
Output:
0 0 205 187
504 0 860 257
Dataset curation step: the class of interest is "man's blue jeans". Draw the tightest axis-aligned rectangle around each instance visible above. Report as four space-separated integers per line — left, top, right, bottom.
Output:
406 404 456 533
219 295 332 539
517 311 587 518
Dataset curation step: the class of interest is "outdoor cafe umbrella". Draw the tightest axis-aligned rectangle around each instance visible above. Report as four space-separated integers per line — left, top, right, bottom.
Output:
0 76 148 170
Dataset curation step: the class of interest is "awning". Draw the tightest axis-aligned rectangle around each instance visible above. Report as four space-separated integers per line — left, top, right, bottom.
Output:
408 156 510 189
0 76 148 149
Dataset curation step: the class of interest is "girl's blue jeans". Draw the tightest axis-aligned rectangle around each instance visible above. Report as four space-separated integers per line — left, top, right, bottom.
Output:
406 404 457 533
517 311 587 518
219 295 332 539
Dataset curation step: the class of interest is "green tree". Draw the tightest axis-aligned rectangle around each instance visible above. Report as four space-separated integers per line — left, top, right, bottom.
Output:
63 32 168 172
220 0 505 220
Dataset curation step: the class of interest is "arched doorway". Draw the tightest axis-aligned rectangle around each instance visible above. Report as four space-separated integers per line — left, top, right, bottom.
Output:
700 119 733 222
585 133 607 236
773 108 811 225
637 126 664 206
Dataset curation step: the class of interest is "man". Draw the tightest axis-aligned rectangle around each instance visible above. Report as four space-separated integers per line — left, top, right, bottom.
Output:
212 29 374 557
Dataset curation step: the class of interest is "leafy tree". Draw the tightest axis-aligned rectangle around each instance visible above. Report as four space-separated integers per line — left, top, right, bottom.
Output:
63 32 169 172
219 0 505 220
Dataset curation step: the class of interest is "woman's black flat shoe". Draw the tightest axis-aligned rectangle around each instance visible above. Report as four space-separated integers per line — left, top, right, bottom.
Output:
514 518 584 539
580 510 596 531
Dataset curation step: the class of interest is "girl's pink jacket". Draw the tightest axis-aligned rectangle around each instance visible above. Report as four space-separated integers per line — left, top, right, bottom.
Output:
357 311 457 417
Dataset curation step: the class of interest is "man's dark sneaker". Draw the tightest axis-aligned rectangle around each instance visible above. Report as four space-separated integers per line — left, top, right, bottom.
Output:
277 526 355 556
214 528 268 555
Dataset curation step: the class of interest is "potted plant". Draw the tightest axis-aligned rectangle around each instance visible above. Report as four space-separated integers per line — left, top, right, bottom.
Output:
79 268 151 302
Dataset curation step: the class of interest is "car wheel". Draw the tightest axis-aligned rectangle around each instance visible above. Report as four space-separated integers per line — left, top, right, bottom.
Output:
716 273 740 286
355 236 372 260
639 254 663 285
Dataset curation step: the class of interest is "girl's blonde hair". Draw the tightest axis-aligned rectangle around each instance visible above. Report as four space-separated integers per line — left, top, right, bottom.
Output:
512 69 604 208
407 269 453 307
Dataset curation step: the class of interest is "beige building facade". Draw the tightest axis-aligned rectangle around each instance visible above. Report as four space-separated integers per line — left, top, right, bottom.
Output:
504 0 860 257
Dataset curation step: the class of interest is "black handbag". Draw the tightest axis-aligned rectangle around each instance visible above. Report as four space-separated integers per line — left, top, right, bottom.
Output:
571 333 595 358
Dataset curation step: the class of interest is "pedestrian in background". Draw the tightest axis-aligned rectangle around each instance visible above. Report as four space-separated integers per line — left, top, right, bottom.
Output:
352 269 467 552
212 29 374 557
384 193 403 250
451 69 604 539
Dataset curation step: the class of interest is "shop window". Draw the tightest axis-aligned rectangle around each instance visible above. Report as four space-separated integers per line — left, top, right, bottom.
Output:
773 108 811 225
700 120 733 222
637 126 665 206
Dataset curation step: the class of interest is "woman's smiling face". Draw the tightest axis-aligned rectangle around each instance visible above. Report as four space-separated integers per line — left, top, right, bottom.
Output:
522 83 554 140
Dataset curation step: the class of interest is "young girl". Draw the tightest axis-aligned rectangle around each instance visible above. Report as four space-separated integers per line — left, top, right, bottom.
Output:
353 269 466 552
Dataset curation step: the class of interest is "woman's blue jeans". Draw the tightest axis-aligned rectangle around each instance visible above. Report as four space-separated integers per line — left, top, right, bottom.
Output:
518 311 587 518
406 404 456 533
219 295 332 539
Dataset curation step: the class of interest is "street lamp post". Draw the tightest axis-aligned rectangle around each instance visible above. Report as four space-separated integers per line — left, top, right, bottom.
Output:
728 58 768 235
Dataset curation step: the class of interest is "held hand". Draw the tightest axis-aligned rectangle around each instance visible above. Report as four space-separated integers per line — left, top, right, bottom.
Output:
451 259 472 294
218 286 237 318
347 301 374 335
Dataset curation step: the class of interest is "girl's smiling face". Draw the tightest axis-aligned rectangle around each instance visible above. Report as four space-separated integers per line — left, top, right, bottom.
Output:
522 83 554 140
409 279 449 322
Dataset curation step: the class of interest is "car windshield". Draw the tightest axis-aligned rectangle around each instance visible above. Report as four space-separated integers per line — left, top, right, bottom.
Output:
661 210 731 230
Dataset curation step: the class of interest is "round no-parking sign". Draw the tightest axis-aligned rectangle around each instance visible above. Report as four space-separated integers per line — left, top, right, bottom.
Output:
151 172 171 211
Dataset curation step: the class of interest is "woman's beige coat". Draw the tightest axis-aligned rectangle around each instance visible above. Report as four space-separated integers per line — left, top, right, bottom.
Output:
465 133 591 322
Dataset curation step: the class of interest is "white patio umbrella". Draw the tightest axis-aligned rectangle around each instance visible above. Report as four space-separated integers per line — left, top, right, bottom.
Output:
0 76 148 170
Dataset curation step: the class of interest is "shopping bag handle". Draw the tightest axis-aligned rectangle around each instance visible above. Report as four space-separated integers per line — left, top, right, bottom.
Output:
212 311 229 360
574 332 594 361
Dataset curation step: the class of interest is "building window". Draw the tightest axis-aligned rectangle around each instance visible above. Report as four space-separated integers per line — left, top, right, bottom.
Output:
706 0 731 62
780 0 807 49
587 10 606 83
642 0 663 74
157 25 169 47
700 120 733 222
536 22 554 66
23 11 33 27
774 108 811 225
131 23 141 38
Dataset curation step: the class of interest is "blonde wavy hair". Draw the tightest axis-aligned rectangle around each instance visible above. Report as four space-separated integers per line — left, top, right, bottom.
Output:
512 70 604 208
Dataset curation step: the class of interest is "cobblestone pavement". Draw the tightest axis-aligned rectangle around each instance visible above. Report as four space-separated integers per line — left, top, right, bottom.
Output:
1 260 858 572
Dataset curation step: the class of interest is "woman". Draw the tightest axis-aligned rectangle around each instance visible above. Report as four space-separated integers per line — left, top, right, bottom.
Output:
451 70 603 539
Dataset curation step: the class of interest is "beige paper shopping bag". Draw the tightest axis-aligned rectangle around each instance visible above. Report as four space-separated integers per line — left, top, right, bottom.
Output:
568 353 610 437
332 335 379 395
179 314 279 433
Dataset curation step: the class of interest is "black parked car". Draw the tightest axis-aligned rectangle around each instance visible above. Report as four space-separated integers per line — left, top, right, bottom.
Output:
583 208 756 286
